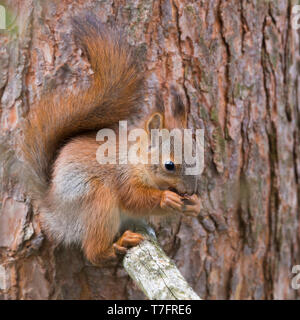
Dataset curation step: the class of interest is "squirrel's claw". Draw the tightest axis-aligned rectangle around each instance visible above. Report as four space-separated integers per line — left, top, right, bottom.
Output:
182 194 201 217
113 243 128 255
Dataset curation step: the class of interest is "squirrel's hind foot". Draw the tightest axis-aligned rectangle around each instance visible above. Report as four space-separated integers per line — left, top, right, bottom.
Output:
113 230 144 256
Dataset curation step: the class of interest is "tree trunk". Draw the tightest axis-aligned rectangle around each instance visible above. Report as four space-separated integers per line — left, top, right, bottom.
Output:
0 0 299 300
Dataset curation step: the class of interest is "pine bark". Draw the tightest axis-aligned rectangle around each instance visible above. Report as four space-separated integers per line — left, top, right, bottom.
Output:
0 0 299 300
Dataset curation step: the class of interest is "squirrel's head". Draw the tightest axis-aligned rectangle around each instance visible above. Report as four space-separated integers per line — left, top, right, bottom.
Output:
140 89 199 196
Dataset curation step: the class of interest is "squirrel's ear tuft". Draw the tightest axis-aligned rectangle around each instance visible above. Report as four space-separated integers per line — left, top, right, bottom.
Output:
146 112 164 134
170 86 187 128
171 86 185 117
155 91 165 113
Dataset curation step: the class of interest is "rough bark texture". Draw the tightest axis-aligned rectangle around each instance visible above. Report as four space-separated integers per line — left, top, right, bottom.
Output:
0 0 299 300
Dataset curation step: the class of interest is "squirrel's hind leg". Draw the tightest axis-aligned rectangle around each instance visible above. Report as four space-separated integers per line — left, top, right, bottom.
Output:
81 185 144 265
83 204 145 264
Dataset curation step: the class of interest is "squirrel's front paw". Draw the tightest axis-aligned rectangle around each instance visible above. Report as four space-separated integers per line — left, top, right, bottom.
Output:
113 230 144 256
160 190 184 213
182 194 202 217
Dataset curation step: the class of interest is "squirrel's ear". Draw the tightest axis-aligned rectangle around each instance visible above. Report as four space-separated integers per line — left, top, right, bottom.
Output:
146 112 164 134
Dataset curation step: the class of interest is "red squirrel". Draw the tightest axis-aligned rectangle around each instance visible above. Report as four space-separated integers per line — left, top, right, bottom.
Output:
19 13 201 265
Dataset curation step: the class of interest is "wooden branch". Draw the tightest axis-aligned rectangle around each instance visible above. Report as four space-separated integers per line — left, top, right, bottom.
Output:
123 225 201 300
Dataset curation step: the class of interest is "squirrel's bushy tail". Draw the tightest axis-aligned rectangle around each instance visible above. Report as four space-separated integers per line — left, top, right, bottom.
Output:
20 13 144 196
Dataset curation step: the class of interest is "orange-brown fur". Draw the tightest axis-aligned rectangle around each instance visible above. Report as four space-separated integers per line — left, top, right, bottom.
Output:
19 13 200 264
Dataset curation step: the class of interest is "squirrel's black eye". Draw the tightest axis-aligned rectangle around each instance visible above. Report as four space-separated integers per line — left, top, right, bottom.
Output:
164 161 175 171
